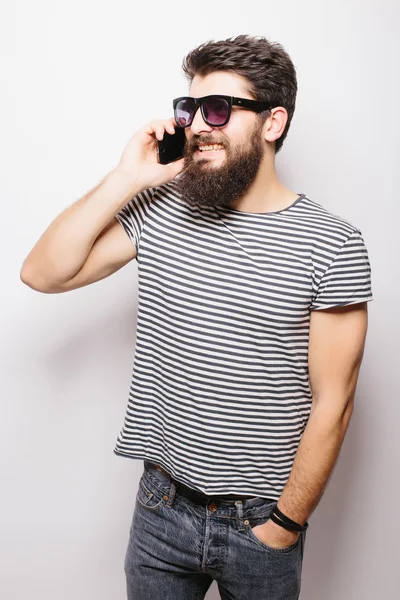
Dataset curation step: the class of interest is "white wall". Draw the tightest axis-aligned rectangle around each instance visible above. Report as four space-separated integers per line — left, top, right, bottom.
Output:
2 1 398 598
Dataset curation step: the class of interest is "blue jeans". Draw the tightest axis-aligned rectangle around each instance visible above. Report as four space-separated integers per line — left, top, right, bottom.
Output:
124 460 307 599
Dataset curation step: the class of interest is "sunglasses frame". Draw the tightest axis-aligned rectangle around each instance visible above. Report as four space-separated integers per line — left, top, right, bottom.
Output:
172 94 272 128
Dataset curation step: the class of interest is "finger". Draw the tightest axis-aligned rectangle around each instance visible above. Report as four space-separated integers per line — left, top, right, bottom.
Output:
165 121 176 135
144 120 160 136
145 120 164 140
168 157 185 177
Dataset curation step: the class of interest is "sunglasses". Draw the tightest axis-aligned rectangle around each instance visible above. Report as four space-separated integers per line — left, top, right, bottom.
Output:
173 95 272 128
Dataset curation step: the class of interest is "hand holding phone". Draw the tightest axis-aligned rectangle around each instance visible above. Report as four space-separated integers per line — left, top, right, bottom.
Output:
117 118 186 191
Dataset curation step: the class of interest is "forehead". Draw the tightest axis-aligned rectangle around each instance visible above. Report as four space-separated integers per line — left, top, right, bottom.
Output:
188 70 253 98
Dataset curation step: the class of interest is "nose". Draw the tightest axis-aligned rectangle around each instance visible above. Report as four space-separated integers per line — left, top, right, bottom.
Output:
189 105 214 135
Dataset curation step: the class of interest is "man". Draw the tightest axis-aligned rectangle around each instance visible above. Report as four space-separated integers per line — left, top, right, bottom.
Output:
21 34 373 600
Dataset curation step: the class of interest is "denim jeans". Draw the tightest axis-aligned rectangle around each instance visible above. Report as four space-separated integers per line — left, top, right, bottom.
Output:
124 460 307 599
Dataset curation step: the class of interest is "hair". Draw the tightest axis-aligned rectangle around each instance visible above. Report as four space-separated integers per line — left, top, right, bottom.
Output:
181 34 297 154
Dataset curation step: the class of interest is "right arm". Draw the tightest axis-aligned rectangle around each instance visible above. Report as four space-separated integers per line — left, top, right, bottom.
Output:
20 118 186 293
20 169 142 293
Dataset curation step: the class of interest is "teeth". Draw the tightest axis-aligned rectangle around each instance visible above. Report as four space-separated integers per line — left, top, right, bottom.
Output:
198 144 224 152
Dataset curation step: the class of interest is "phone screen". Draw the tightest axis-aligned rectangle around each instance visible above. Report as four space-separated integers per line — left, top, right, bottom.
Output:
157 127 186 164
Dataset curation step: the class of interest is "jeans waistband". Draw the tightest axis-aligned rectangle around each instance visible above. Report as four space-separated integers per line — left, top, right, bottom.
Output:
143 460 271 507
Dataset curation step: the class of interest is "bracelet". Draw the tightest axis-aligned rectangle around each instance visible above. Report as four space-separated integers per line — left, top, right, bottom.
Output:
270 505 309 533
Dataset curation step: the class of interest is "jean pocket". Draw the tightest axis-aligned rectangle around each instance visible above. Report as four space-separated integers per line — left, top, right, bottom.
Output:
245 513 302 554
136 476 167 511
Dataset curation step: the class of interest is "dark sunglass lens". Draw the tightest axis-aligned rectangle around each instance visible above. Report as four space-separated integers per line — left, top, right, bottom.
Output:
203 97 229 125
175 99 195 127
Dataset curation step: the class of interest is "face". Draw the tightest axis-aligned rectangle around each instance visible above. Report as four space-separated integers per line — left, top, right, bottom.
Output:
173 71 266 210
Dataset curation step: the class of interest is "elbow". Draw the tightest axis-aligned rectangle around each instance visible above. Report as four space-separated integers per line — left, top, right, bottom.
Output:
342 397 355 429
20 262 35 288
20 262 58 294
310 395 355 432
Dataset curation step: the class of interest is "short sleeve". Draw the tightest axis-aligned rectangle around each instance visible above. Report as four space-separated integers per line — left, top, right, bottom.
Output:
310 229 373 310
115 187 156 255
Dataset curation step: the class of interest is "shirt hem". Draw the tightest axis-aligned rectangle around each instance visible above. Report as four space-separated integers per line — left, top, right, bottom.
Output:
113 448 281 500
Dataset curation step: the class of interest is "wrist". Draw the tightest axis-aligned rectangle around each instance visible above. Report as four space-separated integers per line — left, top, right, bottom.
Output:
276 504 307 527
270 504 309 532
112 165 144 195
268 518 299 537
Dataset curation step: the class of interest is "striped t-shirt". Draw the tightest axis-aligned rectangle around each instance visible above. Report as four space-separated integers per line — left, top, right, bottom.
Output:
114 180 373 500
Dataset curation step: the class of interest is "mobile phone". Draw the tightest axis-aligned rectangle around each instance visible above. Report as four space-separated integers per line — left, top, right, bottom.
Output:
157 126 186 165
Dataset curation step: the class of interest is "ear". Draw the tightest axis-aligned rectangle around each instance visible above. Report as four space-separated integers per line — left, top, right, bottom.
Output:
262 107 288 144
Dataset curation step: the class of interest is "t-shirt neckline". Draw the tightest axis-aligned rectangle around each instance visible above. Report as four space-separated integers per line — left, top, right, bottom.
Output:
216 193 306 216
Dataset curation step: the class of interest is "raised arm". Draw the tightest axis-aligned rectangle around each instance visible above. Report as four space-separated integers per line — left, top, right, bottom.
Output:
20 118 185 293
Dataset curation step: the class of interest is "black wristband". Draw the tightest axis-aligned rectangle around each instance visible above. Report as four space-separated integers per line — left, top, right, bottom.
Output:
270 505 309 533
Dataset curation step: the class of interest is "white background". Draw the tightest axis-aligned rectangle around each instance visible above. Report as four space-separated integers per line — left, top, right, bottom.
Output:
2 1 399 598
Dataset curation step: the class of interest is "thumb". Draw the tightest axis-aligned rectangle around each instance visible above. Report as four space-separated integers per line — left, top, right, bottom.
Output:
167 157 186 179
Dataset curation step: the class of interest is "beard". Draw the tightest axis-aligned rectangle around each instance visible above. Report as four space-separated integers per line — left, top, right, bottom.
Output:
173 120 265 210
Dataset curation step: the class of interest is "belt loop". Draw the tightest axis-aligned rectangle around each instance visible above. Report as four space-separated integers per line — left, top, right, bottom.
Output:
165 479 178 508
235 500 246 531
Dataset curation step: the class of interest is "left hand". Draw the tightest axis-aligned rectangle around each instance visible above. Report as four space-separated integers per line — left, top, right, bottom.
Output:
251 518 301 549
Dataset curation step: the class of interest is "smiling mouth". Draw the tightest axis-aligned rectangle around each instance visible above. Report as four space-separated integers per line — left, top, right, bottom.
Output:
194 147 225 157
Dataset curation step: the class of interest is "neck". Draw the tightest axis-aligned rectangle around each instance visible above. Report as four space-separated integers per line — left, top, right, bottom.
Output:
229 153 299 213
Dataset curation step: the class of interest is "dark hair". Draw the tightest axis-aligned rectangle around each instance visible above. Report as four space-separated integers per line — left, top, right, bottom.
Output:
181 34 297 154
